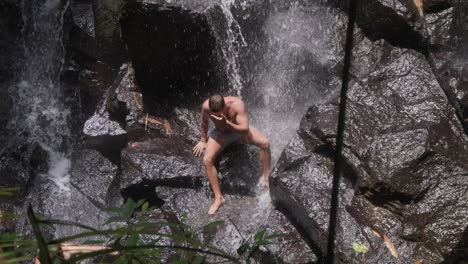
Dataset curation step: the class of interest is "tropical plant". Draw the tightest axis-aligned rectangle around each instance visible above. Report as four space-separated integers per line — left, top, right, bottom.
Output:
1 194 283 264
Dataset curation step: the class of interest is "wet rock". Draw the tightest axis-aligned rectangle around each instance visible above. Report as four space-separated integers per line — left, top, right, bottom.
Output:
121 139 264 198
121 0 224 116
70 149 120 206
82 64 143 162
217 144 262 196
0 0 22 83
169 107 202 145
0 142 49 205
271 131 448 263
330 0 425 51
114 63 144 127
92 0 126 64
70 0 95 37
274 36 468 262
120 137 205 192
168 188 316 263
15 147 119 240
23 181 111 241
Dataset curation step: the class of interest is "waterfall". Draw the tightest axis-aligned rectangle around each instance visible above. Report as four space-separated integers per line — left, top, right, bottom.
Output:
208 0 246 97
248 1 341 162
9 0 72 192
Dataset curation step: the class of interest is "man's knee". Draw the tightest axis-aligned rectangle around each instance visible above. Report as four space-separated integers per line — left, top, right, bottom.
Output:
259 138 270 150
203 155 216 167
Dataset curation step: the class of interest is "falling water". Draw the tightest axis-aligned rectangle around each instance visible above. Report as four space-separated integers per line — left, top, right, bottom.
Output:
9 0 72 192
209 0 247 97
248 0 342 162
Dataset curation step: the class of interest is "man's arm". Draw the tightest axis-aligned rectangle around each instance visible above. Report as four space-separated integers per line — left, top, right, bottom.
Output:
200 101 209 142
193 100 209 157
225 102 249 134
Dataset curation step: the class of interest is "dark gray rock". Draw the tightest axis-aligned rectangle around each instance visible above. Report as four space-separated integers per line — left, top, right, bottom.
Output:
0 0 22 83
121 138 264 197
70 149 119 206
120 137 205 191
70 0 95 37
273 33 468 262
121 0 224 116
168 188 316 263
169 107 202 145
15 148 118 241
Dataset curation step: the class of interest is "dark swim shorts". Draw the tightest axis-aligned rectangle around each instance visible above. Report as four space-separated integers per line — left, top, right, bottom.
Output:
209 128 243 147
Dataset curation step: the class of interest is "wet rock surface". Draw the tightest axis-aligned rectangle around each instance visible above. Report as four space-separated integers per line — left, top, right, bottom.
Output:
0 0 22 83
168 189 317 263
272 21 468 262
5 0 468 263
16 147 118 241
121 0 224 115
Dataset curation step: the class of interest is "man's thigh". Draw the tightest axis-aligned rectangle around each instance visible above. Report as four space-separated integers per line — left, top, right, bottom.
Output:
244 127 268 147
204 137 224 161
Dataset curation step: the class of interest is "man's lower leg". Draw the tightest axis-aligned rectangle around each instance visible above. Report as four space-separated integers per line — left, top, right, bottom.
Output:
204 161 225 214
260 147 271 186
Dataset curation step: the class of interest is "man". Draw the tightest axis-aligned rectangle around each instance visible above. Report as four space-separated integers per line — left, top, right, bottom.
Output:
193 95 271 215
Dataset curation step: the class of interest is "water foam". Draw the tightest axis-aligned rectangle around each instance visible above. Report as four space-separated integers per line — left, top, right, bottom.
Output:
208 0 246 97
11 0 73 193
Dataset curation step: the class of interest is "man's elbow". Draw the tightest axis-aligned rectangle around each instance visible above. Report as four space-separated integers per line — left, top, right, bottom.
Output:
240 126 249 134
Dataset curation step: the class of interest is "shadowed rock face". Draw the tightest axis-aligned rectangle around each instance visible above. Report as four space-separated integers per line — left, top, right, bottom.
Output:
272 11 468 262
121 0 224 116
0 0 23 83
15 149 119 241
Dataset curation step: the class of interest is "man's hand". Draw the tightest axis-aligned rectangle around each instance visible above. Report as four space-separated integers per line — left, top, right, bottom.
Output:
193 141 207 157
211 114 228 126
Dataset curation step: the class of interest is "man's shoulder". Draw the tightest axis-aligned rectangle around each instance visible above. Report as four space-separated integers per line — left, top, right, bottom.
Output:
230 99 246 112
202 99 209 109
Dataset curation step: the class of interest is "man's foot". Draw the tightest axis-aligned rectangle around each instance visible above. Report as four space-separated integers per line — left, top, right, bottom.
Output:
130 142 140 148
262 174 270 188
208 197 225 215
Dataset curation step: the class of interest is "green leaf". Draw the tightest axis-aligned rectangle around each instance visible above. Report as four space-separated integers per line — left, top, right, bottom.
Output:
141 202 149 212
264 233 286 240
114 256 129 264
237 243 250 255
202 220 224 233
254 230 266 241
192 255 204 264
82 240 106 245
352 243 369 254
27 206 51 264
254 240 274 246
127 233 139 247
104 216 127 225
2 255 36 264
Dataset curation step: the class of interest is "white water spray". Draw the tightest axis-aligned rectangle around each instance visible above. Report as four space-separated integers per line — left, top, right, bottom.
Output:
209 0 246 97
11 0 72 193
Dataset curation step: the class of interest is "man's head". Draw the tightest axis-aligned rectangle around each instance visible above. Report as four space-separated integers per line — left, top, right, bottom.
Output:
208 95 225 114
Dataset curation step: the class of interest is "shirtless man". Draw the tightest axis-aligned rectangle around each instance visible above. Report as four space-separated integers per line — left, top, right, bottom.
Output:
192 95 271 215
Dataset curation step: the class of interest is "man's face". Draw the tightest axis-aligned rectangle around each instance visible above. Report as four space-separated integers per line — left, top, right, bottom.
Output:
210 111 223 117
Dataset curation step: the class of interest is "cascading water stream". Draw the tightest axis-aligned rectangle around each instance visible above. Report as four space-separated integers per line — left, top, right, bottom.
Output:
207 0 341 213
10 0 72 193
208 0 246 97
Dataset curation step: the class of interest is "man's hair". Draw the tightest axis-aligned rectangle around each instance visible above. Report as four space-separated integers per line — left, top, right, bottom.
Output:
208 94 225 112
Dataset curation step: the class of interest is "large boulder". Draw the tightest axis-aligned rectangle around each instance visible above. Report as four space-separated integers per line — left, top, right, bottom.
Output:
121 138 262 197
121 0 224 116
167 188 316 263
272 28 468 262
0 0 22 83
17 148 118 240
